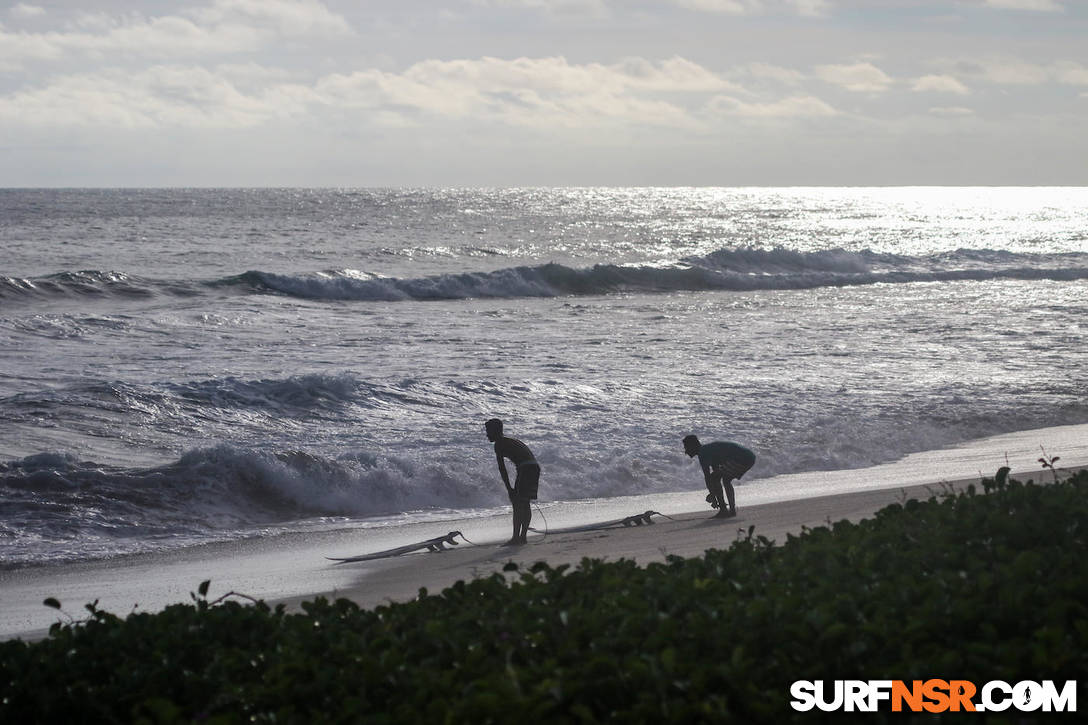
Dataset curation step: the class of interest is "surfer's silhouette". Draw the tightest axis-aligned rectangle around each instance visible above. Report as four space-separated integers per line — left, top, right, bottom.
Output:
683 435 755 518
485 418 540 545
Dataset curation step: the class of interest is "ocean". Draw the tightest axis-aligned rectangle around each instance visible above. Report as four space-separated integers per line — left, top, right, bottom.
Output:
2 186 1087 569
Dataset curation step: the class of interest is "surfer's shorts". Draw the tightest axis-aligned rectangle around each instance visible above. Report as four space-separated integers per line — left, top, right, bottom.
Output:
514 462 540 501
711 453 755 482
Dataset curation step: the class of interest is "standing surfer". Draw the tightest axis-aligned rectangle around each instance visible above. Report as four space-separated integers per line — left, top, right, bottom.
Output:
683 434 755 518
485 418 541 545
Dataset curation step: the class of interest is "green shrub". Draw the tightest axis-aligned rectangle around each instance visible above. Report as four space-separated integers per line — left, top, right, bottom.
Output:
2 471 1086 723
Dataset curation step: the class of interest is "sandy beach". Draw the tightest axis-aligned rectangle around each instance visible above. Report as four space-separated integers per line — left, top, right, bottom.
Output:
281 477 983 614
5 480 946 641
3 422 1085 641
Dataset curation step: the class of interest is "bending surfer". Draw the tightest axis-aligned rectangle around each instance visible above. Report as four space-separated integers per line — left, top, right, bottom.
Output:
683 434 755 519
485 418 541 545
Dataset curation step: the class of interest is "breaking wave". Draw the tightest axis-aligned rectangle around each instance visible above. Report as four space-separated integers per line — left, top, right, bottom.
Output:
0 270 198 302
0 446 496 567
4 248 1086 306
232 248 1088 301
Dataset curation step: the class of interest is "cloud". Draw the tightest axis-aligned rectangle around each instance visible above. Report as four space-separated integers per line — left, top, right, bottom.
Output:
788 0 832 16
1052 61 1088 86
981 0 1064 11
948 57 1088 86
613 56 741 91
191 0 353 35
10 3 45 19
315 56 738 129
740 62 806 84
814 62 893 92
709 94 837 117
673 0 754 13
668 0 830 15
928 106 974 116
912 74 969 94
470 0 608 14
476 0 832 13
0 65 314 129
0 56 745 132
0 0 351 67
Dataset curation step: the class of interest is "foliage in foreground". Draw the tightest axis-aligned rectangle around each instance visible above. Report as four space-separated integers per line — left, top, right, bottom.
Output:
2 471 1087 723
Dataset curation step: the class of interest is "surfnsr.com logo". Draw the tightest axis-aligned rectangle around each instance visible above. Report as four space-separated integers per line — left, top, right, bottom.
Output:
790 680 1077 713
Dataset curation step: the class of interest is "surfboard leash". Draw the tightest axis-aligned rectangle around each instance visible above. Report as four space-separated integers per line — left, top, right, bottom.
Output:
532 501 549 536
452 531 478 547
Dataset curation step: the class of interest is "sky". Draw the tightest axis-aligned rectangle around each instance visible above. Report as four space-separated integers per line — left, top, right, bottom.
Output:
1 0 1086 187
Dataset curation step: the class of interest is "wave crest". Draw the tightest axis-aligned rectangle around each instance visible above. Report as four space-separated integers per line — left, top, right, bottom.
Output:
0 445 496 566
230 247 1088 301
5 248 1087 307
0 270 164 301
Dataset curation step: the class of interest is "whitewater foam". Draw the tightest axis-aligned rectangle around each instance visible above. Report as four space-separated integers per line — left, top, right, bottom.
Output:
0 444 503 567
5 248 1088 306
237 248 1088 301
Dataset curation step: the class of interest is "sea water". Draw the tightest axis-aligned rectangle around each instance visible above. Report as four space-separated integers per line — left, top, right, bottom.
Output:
2 187 1086 568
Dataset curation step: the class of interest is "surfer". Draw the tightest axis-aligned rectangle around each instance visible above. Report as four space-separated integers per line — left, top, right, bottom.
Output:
683 434 755 518
485 418 540 545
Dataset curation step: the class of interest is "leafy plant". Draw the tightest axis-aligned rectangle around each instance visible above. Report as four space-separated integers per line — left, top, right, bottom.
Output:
1038 446 1062 484
2 469 1086 723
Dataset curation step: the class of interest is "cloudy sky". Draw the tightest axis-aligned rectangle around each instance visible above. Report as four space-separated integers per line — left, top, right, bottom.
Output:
2 0 1086 186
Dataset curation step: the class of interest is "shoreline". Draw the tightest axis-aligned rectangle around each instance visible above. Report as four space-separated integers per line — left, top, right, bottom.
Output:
277 467 1080 616
2 421 1086 641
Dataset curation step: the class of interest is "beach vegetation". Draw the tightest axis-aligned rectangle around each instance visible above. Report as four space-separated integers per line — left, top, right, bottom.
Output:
2 470 1086 723
1038 446 1061 484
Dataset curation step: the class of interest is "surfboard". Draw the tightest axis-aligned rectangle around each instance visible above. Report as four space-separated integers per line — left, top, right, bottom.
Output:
531 510 668 535
327 530 468 563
